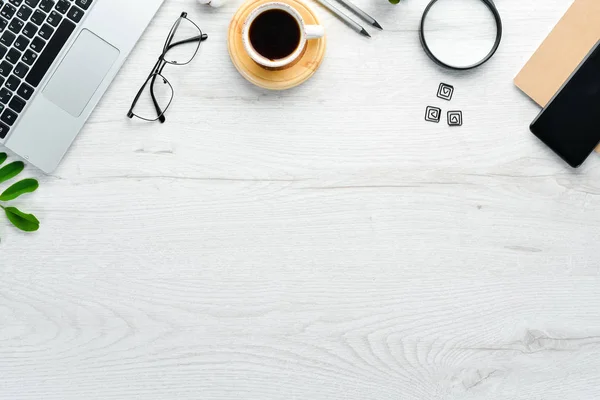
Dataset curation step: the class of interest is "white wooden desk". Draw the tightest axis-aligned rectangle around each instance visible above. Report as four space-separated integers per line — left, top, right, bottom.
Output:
2 0 600 399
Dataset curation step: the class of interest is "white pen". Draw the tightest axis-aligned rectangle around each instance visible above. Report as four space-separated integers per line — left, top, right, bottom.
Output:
313 0 371 37
335 0 382 30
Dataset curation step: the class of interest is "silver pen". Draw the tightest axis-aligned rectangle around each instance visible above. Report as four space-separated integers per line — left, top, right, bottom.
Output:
313 0 371 38
335 0 382 30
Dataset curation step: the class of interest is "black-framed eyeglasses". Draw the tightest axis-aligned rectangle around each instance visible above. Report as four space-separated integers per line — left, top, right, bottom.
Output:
127 12 208 123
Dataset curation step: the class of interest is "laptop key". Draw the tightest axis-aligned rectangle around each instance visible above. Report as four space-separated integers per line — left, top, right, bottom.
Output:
17 82 33 99
1 4 17 20
47 10 61 26
38 23 53 40
55 0 69 14
6 48 21 63
31 9 45 25
25 0 41 7
0 76 5 87
9 18 24 34
0 121 9 139
9 95 25 112
22 22 37 38
13 62 28 78
26 19 74 86
13 35 28 51
75 0 92 11
30 36 44 52
0 30 15 47
1 108 18 126
21 48 37 65
16 4 32 21
9 0 24 7
5 75 20 91
40 0 55 12
0 44 7 59
0 88 11 103
66 6 83 23
0 60 12 77
0 18 7 32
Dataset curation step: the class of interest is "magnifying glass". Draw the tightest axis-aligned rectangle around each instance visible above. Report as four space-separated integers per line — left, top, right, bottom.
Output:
420 0 503 71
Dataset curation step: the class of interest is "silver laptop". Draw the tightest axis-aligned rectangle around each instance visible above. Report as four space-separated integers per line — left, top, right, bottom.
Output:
0 0 165 173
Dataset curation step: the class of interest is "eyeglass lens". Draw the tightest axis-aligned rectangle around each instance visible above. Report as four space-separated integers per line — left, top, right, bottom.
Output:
163 17 202 65
130 73 174 121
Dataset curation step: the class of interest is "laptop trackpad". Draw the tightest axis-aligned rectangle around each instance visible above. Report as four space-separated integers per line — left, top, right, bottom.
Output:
43 29 119 117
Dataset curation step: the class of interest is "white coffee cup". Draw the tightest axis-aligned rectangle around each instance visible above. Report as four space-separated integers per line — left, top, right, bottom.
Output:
242 2 325 70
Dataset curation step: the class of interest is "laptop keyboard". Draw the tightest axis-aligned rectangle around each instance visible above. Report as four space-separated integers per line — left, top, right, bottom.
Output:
0 0 92 139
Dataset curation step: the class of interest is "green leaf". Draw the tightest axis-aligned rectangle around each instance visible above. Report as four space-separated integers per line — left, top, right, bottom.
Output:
0 161 25 184
0 179 39 201
3 206 39 232
0 153 6 166
389 0 400 3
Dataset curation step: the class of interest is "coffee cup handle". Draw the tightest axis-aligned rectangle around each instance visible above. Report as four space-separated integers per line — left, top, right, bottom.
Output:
305 25 325 39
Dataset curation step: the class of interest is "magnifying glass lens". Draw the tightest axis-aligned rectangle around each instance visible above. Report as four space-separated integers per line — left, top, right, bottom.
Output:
422 0 498 69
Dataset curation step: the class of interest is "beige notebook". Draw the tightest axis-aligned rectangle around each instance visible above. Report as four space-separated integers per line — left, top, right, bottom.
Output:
514 0 600 152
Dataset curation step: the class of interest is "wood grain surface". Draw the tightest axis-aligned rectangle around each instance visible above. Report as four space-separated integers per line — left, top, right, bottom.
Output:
2 0 600 399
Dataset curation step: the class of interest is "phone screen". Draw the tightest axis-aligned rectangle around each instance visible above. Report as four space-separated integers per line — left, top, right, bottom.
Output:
530 42 600 168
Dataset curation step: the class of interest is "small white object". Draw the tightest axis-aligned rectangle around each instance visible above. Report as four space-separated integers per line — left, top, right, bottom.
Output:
198 0 226 8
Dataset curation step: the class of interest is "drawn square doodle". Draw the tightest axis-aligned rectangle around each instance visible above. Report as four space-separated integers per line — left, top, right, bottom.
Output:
437 83 454 101
425 106 441 123
447 111 463 126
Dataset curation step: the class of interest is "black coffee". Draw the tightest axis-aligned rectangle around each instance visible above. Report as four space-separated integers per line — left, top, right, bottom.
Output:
249 9 301 61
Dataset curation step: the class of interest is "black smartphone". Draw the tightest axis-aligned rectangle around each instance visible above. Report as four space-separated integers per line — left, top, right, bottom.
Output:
530 40 600 168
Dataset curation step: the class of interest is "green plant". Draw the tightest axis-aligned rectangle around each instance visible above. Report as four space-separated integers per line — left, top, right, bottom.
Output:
389 0 400 4
0 152 40 235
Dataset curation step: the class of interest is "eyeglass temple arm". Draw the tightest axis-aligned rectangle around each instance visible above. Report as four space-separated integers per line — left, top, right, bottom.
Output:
149 72 167 123
164 33 208 53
